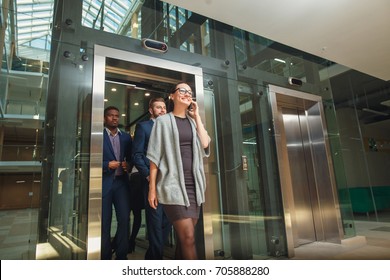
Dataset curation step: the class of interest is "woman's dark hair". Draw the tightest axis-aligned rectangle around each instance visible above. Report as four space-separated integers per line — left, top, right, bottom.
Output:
169 82 194 94
167 97 174 113
169 82 181 94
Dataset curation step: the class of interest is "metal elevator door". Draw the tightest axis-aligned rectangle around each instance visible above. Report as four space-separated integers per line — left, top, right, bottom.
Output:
282 107 316 247
269 85 344 257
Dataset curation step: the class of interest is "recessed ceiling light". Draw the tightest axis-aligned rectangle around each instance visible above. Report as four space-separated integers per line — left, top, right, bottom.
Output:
134 102 139 106
145 92 150 96
111 88 117 92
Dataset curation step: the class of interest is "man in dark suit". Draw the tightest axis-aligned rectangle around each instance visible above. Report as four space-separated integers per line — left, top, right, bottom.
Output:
102 106 132 260
132 97 171 259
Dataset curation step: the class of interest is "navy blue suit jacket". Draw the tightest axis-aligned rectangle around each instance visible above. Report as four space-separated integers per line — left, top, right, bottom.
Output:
102 129 132 197
131 119 154 179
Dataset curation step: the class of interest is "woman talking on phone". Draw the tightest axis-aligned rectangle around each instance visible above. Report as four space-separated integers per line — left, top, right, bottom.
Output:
147 82 210 260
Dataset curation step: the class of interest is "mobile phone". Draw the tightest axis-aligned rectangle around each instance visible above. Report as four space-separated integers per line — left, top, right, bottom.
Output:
188 98 196 110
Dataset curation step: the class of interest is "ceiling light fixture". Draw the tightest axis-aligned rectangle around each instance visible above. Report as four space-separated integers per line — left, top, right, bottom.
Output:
380 100 390 107
105 80 136 87
362 108 389 116
274 58 286 63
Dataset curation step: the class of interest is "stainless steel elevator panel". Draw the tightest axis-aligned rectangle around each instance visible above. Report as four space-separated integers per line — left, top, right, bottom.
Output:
269 85 343 258
282 108 316 247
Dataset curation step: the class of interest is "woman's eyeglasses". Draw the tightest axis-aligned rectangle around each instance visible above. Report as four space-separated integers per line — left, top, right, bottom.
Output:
174 88 193 96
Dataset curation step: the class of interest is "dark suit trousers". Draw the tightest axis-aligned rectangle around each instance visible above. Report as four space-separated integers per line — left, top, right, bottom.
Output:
143 179 172 260
101 175 130 260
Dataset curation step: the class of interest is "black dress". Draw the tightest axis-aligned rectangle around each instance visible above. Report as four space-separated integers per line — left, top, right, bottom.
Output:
162 116 200 222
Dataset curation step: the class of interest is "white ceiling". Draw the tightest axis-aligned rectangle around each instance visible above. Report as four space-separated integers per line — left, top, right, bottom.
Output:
165 0 390 81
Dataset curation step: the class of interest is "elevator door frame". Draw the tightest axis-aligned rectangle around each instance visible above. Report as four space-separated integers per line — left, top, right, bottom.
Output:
88 44 207 259
269 85 343 258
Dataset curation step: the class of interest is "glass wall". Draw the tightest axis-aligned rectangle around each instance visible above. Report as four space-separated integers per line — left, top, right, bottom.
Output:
331 71 390 223
44 0 358 259
0 0 50 259
74 0 354 258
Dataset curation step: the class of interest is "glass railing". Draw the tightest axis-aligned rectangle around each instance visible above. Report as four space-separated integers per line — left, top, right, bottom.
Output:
5 99 44 116
0 145 42 161
11 57 50 75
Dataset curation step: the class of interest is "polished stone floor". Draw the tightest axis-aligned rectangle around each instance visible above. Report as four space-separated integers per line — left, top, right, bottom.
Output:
1 208 390 260
292 220 390 259
0 208 38 260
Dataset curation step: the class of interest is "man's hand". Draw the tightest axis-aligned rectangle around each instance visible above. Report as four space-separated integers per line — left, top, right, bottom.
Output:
108 160 120 170
121 161 129 172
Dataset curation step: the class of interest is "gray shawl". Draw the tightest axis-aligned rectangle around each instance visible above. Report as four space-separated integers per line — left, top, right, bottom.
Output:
146 112 210 206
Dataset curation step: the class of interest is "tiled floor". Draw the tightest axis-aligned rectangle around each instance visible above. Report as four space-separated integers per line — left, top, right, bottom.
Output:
1 208 390 260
